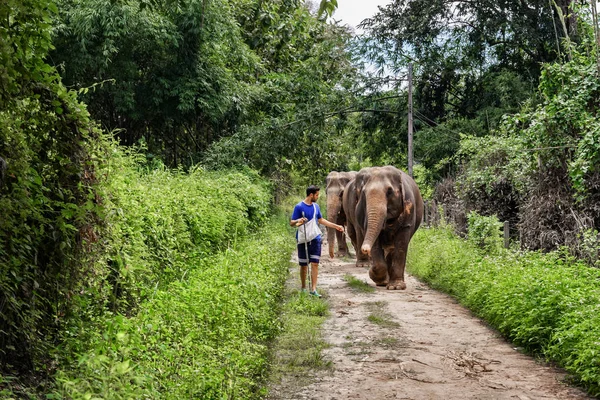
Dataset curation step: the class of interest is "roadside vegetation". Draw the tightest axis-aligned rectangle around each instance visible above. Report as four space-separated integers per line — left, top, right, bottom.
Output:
365 301 400 329
267 285 331 398
3 0 600 397
344 274 376 293
52 212 293 399
1 143 294 398
408 217 600 396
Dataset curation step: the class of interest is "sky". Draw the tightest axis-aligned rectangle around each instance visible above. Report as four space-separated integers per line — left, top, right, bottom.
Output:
329 0 392 32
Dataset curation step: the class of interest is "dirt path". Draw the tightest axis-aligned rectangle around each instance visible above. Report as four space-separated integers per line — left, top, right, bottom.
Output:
274 243 592 400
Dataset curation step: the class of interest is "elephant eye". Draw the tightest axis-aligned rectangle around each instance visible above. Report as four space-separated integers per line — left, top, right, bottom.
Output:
386 187 394 196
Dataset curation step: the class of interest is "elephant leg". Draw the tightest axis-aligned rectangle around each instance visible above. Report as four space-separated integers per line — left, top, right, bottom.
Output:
346 223 360 266
344 223 356 256
387 231 411 290
354 226 370 268
346 222 357 251
368 241 388 286
336 229 348 257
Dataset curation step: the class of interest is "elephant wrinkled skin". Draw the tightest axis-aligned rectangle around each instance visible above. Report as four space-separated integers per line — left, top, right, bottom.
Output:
342 166 423 290
325 171 356 258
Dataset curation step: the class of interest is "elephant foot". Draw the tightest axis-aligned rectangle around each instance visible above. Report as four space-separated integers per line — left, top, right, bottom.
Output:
336 250 348 258
386 280 407 290
355 260 370 268
368 267 388 286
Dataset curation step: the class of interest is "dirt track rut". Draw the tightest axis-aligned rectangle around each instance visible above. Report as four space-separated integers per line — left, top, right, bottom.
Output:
280 246 591 400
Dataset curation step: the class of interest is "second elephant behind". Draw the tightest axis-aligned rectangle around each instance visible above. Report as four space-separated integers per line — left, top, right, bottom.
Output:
325 170 357 258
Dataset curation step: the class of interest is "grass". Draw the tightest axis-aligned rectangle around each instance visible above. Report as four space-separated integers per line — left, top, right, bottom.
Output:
343 274 375 293
364 301 400 328
267 266 332 398
374 336 401 349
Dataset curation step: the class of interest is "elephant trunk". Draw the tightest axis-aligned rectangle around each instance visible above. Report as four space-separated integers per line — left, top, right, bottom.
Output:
327 193 341 258
361 192 386 256
327 226 336 258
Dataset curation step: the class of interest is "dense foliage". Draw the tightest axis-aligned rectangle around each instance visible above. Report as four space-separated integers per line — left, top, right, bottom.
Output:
52 214 293 399
0 0 107 374
97 156 272 307
351 0 575 177
408 227 600 396
1 145 279 396
453 34 600 255
51 0 260 165
50 0 359 183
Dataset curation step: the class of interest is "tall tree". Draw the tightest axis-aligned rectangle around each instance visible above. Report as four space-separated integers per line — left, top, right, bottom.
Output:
353 0 579 177
51 0 260 166
202 1 359 182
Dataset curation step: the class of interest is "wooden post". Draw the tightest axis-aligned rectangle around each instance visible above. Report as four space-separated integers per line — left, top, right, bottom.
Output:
519 228 523 250
407 63 414 178
504 221 510 249
424 200 429 227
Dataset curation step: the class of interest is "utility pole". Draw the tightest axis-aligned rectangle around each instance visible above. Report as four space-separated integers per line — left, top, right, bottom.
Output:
590 0 600 76
407 63 414 177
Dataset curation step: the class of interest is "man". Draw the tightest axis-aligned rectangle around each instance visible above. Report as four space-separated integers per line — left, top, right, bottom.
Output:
290 185 344 297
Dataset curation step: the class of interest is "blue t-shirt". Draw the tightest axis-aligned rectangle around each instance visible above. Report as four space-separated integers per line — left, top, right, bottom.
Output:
292 201 323 240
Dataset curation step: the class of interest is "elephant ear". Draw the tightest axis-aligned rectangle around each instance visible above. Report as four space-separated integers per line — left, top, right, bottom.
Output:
326 171 337 191
354 173 366 196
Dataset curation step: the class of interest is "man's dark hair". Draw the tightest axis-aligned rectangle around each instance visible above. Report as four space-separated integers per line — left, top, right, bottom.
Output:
306 185 320 196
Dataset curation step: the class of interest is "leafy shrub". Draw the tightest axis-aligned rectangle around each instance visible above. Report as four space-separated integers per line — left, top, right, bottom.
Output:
455 134 530 228
467 211 503 252
573 228 600 268
453 39 600 251
92 157 273 314
408 228 600 396
53 214 294 399
0 0 109 373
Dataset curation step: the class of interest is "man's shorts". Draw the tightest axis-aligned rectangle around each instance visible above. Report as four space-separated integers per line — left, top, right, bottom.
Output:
297 237 322 266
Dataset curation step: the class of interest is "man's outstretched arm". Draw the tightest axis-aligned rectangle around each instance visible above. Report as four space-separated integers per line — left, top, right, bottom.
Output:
318 218 344 232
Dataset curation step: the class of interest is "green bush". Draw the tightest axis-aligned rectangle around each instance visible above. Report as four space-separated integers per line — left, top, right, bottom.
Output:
53 213 294 399
98 158 273 310
0 0 109 372
408 228 600 396
467 211 503 253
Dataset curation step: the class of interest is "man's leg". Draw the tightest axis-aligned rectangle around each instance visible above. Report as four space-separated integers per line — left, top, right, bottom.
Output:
298 243 308 291
300 265 308 290
308 238 322 296
310 262 319 292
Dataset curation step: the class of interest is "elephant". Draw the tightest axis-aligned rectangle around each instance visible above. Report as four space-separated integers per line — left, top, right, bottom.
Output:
342 166 424 290
325 171 356 258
